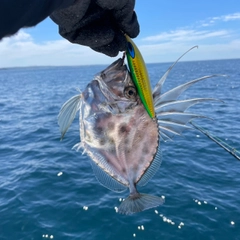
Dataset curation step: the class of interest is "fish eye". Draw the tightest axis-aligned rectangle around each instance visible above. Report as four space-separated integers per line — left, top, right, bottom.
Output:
124 86 137 99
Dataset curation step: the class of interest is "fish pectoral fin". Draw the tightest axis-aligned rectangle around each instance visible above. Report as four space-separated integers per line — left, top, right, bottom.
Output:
118 193 164 215
58 94 82 140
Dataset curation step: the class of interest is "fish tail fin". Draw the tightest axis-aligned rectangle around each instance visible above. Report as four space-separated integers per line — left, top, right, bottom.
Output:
118 193 164 215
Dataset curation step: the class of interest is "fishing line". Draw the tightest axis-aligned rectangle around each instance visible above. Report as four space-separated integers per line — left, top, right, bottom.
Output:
190 121 240 161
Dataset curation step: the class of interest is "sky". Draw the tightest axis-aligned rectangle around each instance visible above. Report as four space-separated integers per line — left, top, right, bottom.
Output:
1 0 240 67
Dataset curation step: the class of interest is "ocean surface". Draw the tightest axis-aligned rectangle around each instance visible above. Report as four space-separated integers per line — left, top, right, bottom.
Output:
0 59 240 240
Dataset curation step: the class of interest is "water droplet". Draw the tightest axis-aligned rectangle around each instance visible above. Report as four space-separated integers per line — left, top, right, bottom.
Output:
204 201 207 204
231 221 235 225
50 235 54 239
133 233 136 237
161 195 165 199
154 210 158 214
141 225 144 230
215 207 218 210
178 226 181 229
198 201 201 205
57 172 63 176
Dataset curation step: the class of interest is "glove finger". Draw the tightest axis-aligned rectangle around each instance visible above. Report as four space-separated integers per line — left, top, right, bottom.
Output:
91 30 127 57
50 0 91 32
95 0 128 10
112 0 140 38
59 16 115 48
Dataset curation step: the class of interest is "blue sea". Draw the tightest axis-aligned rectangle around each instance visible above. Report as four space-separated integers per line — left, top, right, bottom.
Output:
1 59 240 240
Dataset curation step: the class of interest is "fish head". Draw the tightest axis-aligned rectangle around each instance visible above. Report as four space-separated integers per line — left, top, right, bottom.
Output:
84 58 140 114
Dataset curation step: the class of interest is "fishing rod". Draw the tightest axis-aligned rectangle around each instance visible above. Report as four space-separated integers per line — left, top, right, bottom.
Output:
190 121 240 161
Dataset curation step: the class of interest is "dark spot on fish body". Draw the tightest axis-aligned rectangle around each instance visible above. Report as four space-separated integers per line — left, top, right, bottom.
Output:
122 167 126 173
143 121 149 128
133 163 139 172
107 122 115 131
137 132 143 141
126 148 131 154
129 117 136 126
139 156 146 164
142 145 149 155
118 123 130 135
99 138 106 145
95 126 103 134
109 147 116 154
124 138 129 145
108 137 115 145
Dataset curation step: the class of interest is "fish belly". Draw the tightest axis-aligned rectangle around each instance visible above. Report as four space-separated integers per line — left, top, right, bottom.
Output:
80 100 159 188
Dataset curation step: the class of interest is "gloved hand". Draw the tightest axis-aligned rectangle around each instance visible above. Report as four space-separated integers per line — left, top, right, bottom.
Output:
50 0 139 57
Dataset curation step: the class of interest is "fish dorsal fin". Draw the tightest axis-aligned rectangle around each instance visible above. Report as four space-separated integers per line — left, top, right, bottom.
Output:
154 75 220 106
90 159 127 193
155 98 219 114
153 46 198 99
58 94 82 140
157 112 207 140
137 147 162 187
153 73 223 141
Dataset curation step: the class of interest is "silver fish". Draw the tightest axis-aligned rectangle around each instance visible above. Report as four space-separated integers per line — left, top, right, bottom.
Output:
58 52 219 215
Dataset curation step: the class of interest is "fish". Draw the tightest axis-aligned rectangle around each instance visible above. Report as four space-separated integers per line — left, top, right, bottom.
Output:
58 49 220 215
125 35 155 118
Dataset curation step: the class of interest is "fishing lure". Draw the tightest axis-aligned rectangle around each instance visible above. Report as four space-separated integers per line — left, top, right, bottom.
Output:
125 35 155 118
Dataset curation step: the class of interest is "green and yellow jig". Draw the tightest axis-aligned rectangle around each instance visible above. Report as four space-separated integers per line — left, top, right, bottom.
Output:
125 35 155 119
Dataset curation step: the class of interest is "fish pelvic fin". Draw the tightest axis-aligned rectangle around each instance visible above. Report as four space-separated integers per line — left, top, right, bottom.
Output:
118 193 164 215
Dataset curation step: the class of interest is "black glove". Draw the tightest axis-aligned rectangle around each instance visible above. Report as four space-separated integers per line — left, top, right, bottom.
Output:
50 0 140 57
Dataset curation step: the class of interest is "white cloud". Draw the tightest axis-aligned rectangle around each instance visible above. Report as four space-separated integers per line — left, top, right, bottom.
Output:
142 30 229 43
221 12 240 21
138 40 240 63
0 30 118 68
138 12 240 63
200 12 240 27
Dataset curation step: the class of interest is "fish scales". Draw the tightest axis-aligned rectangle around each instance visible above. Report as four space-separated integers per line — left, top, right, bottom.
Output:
58 46 221 214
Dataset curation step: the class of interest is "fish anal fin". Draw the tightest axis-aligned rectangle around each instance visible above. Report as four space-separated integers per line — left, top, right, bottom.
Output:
137 148 162 187
90 159 127 193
